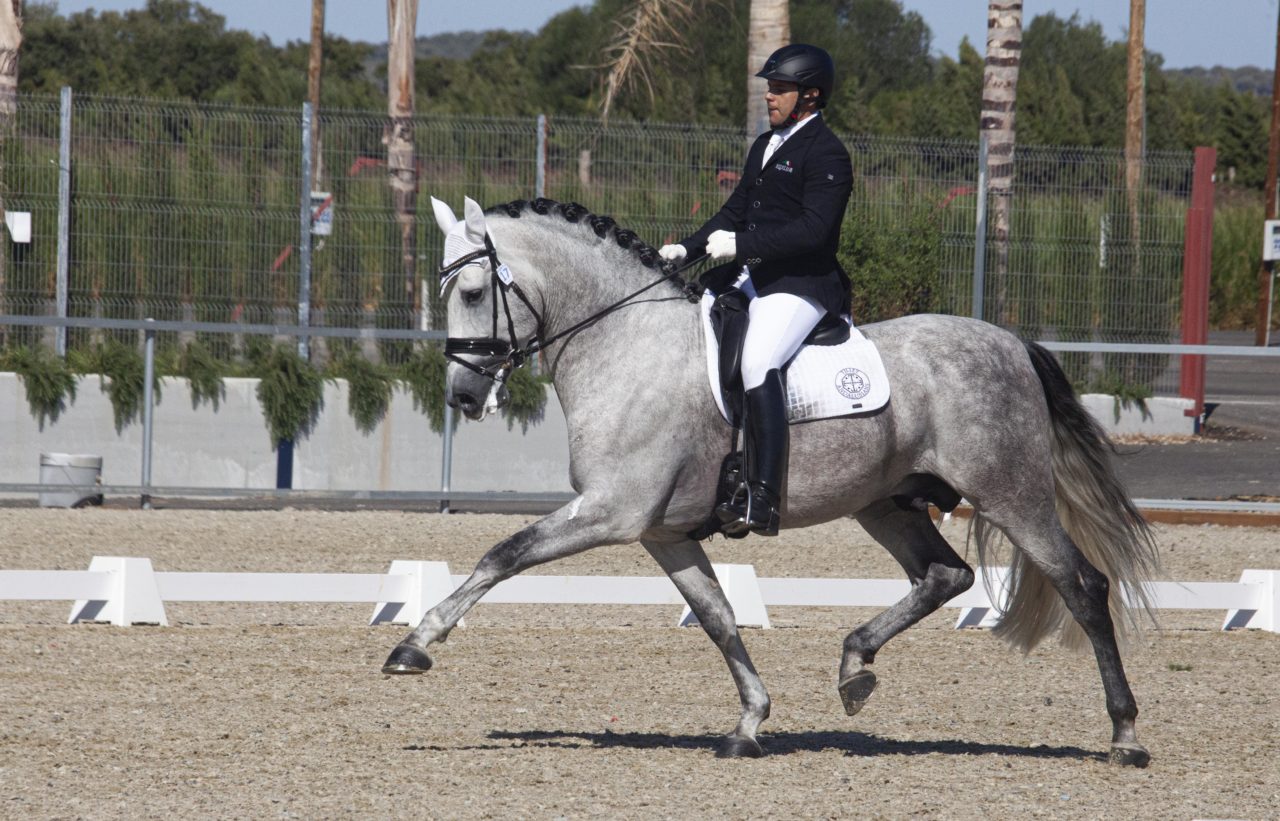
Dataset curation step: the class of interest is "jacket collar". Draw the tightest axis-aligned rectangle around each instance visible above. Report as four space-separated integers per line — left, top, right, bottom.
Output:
760 113 824 175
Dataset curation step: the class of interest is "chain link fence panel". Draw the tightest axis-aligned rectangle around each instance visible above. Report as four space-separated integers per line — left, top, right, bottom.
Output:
0 93 1193 390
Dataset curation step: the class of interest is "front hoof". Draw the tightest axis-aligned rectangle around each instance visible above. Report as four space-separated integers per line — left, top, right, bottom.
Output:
716 734 765 759
382 644 433 675
1108 742 1151 768
838 668 878 716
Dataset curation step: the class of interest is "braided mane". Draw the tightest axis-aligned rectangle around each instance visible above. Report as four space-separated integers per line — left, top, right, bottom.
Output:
486 198 682 282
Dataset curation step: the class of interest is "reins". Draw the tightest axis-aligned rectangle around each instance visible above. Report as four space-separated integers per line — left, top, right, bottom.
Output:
440 233 706 383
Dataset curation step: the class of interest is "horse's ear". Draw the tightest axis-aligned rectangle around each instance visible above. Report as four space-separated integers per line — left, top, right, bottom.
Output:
463 196 487 245
430 196 458 234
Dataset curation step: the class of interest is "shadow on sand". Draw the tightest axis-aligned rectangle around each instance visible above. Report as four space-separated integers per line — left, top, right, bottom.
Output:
476 729 1103 761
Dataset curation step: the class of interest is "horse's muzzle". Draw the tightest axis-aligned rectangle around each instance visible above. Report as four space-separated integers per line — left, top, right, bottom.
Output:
446 378 509 421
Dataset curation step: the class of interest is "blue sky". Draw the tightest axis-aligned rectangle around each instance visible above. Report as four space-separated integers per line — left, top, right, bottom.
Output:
43 0 1279 69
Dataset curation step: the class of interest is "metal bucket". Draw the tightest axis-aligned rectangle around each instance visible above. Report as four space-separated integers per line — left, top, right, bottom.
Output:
38 453 104 508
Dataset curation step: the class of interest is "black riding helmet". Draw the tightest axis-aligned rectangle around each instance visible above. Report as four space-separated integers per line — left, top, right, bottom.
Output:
756 43 835 109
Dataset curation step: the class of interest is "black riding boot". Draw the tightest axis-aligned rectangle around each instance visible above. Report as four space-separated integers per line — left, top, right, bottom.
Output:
716 369 788 537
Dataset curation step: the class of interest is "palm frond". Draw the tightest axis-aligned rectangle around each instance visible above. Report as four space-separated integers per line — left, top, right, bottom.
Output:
597 0 703 123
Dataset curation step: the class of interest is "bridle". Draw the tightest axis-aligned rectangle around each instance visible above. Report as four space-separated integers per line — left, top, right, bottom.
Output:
439 233 705 384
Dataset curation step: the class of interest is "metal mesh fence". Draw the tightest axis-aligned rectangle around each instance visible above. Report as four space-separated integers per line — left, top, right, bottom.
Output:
0 93 61 349
1000 145 1194 392
0 92 1194 391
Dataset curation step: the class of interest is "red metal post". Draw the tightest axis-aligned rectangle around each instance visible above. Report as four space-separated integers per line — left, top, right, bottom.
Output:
1180 147 1217 423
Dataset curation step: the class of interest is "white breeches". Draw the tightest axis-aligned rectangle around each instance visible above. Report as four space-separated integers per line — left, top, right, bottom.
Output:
740 288 825 391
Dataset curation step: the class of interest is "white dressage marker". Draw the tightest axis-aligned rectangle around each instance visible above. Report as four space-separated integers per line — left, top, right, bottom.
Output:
679 564 771 629
0 559 1273 633
370 561 460 627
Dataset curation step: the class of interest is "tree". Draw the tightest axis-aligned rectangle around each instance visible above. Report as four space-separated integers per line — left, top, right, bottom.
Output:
597 0 700 125
827 0 931 100
308 0 324 186
1020 64 1088 145
745 0 787 136
0 0 18 112
0 0 20 348
1124 0 1145 256
981 1 1022 325
385 0 417 344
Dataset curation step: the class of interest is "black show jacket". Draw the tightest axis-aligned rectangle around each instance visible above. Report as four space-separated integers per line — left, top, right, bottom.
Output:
679 114 853 316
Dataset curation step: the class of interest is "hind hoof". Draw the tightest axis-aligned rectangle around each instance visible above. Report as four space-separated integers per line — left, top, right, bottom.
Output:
716 734 765 759
838 669 878 716
382 644 433 675
1109 742 1150 768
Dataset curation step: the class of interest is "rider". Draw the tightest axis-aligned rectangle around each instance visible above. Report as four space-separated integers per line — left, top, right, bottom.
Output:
660 43 853 536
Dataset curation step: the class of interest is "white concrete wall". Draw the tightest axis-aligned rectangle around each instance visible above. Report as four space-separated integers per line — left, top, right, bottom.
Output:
1 371 1195 495
1079 394 1196 436
0 373 574 493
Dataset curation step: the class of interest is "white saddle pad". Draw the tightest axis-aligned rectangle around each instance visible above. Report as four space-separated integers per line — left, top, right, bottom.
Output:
701 291 891 424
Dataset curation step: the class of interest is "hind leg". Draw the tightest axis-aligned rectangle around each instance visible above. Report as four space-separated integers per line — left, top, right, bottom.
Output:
642 535 771 758
987 509 1150 767
841 499 975 715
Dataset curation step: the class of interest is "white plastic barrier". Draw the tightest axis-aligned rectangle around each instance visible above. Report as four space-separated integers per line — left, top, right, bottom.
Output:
0 558 1275 633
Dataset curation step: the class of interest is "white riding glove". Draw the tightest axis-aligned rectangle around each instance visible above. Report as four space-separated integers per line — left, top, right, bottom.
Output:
658 243 687 262
706 230 737 260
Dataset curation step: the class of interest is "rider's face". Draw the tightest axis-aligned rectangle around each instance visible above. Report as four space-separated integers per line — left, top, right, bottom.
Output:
765 81 800 128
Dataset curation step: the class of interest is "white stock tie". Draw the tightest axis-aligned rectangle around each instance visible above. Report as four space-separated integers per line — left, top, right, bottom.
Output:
762 132 784 168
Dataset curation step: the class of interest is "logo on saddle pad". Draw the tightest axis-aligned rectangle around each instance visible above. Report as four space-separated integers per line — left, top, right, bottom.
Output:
774 159 794 173
835 367 871 401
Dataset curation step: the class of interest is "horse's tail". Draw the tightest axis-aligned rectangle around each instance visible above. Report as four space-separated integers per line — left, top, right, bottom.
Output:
977 341 1161 652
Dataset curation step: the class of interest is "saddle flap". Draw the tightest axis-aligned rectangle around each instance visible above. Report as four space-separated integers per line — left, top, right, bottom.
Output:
701 291 891 425
709 288 750 426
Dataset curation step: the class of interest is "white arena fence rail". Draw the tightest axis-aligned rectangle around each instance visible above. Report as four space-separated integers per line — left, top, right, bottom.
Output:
0 558 1275 634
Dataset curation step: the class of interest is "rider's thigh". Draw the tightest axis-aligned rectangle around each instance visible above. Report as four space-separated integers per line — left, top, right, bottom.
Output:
741 292 823 390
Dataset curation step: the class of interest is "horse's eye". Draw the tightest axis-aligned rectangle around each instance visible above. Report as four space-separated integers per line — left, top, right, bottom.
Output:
461 288 484 305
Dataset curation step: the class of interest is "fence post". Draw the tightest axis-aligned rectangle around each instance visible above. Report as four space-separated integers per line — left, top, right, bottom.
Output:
55 86 72 357
140 319 156 509
298 101 314 361
535 114 547 199
440 403 454 513
1179 147 1216 427
971 132 989 322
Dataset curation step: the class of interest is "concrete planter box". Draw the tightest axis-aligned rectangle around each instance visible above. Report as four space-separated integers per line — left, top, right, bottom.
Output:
1080 393 1196 437
1 371 1195 496
0 373 573 494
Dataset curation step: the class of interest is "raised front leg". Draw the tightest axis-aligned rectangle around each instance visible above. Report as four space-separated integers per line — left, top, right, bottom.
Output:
383 495 641 673
841 500 975 715
642 535 771 758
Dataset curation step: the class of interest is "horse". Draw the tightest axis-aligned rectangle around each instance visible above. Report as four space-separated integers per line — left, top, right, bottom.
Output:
382 195 1161 766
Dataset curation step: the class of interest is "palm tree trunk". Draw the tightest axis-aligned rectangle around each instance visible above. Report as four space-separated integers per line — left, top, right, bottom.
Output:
1124 0 1145 259
746 0 788 137
0 0 21 350
307 0 329 365
385 0 418 356
982 1 1022 326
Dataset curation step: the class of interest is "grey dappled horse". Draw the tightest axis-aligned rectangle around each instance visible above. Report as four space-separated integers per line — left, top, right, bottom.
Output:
383 196 1161 766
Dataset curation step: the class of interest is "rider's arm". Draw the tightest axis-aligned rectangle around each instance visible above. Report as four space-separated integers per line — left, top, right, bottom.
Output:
678 135 767 257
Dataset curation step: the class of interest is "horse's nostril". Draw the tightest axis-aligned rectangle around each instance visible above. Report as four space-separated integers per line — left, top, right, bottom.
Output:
454 392 478 412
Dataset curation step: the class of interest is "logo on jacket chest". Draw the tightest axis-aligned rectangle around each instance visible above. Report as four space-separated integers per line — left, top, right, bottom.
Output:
774 159 794 173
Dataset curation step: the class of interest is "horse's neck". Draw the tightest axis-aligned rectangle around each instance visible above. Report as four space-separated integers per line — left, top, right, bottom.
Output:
553 301 706 439
503 225 667 332
509 236 705 424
